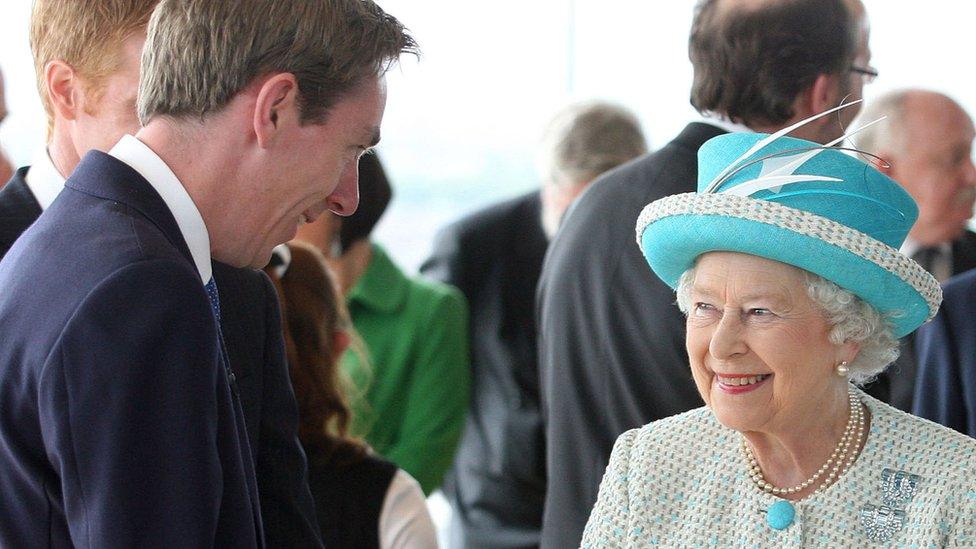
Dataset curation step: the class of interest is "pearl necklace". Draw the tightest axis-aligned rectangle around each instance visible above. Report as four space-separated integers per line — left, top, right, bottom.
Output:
742 390 865 496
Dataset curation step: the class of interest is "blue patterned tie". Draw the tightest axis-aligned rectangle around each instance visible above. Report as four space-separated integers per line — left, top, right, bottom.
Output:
204 278 236 385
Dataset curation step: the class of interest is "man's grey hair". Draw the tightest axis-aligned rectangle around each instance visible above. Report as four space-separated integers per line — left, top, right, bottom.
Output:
675 265 899 384
852 89 913 156
536 101 648 188
138 0 417 125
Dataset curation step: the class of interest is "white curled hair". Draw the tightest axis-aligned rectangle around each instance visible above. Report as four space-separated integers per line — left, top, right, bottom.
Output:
675 267 900 384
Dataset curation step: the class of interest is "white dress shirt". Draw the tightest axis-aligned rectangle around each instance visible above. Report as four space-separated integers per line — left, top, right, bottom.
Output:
109 135 212 283
900 238 952 283
23 147 65 211
699 115 754 134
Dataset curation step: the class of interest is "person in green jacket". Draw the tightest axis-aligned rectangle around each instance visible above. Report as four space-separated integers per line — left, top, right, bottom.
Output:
295 153 470 495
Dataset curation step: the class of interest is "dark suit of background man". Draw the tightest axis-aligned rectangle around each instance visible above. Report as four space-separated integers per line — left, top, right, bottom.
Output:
0 0 414 546
422 101 647 549
0 4 321 543
914 269 976 437
853 89 976 412
535 1 874 546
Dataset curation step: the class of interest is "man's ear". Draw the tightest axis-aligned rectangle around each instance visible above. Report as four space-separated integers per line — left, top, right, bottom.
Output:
45 60 81 121
808 73 841 117
253 73 299 149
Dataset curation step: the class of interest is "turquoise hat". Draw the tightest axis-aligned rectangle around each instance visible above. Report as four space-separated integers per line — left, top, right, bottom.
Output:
637 130 941 338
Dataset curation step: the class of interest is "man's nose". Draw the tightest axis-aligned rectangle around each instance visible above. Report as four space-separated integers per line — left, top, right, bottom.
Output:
328 164 360 217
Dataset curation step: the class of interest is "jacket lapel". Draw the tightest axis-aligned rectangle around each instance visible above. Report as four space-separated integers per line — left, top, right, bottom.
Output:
0 168 44 255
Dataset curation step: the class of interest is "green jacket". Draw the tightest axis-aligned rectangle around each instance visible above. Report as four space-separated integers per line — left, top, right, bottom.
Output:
342 243 470 495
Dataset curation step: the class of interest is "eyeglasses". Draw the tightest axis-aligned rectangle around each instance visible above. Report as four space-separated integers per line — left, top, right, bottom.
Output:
850 65 879 84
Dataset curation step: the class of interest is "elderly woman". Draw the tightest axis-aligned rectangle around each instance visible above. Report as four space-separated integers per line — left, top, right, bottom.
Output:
581 114 976 546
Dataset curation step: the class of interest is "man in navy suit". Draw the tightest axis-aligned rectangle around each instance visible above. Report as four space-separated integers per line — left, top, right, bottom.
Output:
914 270 976 437
0 0 415 546
1 2 319 545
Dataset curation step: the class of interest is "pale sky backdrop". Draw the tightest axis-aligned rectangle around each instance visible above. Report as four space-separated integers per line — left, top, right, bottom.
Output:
1 1 974 271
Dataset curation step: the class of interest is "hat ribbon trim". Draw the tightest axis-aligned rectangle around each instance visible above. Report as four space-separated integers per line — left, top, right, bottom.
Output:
636 192 941 320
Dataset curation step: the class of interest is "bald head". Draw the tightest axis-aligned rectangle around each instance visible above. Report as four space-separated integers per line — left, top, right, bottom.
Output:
857 89 976 245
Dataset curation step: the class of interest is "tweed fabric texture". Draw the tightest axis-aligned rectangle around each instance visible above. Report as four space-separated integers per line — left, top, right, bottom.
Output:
582 390 976 547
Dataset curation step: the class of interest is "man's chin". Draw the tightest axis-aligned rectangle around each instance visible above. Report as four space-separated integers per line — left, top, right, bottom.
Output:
251 249 277 270
210 249 270 270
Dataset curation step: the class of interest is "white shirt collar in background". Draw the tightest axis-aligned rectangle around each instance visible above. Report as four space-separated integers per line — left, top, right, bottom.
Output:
700 115 754 134
24 147 66 211
109 135 212 283
900 238 951 260
901 237 952 283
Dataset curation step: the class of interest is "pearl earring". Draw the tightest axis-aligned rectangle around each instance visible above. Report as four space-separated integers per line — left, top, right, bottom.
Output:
836 361 850 377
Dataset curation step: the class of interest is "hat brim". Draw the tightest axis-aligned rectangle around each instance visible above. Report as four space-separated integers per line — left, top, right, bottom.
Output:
640 199 936 338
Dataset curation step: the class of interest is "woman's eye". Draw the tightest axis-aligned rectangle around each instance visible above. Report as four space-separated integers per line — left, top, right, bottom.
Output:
748 308 772 317
693 302 715 314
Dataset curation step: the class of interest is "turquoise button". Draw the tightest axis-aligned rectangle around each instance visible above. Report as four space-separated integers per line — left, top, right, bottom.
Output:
766 500 795 530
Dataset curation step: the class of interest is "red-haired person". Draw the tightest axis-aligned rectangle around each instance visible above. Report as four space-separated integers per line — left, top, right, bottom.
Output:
266 241 438 549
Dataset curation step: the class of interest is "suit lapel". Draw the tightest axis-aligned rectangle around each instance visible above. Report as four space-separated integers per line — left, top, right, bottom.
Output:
0 168 44 257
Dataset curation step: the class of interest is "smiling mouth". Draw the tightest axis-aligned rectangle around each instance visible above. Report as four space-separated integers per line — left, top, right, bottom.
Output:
716 374 771 387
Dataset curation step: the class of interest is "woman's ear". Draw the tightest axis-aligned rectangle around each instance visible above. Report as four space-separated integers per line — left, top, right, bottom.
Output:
839 340 861 369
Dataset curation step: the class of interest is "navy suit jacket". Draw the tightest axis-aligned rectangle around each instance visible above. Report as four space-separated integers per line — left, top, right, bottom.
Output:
864 230 976 411
0 163 322 547
0 152 277 546
914 268 976 437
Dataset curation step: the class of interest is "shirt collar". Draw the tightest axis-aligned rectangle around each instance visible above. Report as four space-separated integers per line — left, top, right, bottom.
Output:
899 237 950 259
24 147 66 210
699 115 754 135
347 243 409 313
108 135 212 283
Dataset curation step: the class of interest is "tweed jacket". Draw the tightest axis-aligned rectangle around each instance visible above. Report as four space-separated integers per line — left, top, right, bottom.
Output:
582 390 976 547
